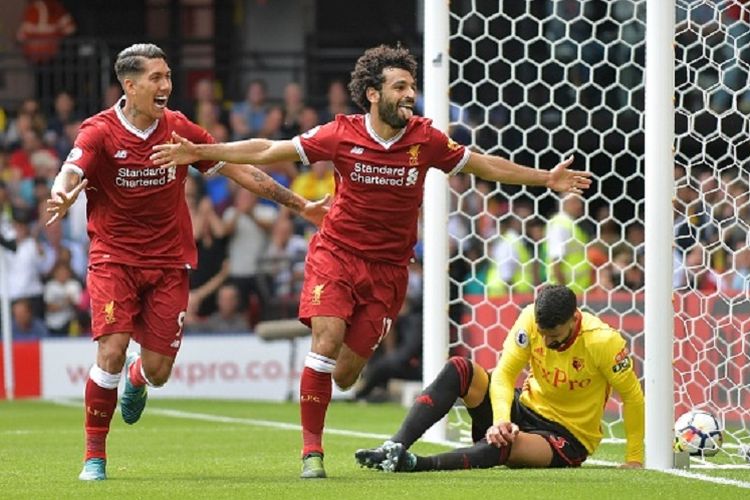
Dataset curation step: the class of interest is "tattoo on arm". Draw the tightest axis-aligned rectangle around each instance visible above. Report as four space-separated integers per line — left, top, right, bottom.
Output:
249 168 304 211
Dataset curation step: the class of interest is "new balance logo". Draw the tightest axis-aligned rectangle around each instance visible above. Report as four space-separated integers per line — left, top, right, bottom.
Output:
350 146 364 155
114 150 128 159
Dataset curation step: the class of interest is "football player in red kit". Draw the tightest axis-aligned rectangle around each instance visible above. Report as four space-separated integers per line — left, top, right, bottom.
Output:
151 44 592 478
47 43 328 481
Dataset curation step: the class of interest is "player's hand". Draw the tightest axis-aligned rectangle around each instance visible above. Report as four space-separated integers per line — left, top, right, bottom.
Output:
546 156 592 194
46 179 88 226
151 131 199 167
485 421 519 447
300 194 331 227
619 461 643 469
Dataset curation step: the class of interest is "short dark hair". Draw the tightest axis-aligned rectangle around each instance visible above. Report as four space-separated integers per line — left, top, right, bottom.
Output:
348 44 417 112
535 285 577 329
114 43 167 83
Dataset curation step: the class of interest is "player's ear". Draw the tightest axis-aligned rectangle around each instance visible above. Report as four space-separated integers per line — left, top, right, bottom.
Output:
122 78 136 96
366 86 380 104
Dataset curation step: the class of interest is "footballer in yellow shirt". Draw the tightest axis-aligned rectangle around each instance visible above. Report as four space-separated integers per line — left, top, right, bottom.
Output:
355 285 644 472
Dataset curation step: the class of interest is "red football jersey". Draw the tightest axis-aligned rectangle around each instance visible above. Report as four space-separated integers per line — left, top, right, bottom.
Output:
63 99 223 268
292 114 470 265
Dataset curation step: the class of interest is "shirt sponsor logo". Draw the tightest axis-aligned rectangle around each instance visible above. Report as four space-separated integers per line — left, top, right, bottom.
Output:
538 365 592 390
114 149 128 159
103 301 116 325
311 284 324 305
350 146 364 155
350 162 419 188
115 166 177 188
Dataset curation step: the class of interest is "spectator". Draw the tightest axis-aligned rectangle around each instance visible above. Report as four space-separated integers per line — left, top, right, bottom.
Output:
230 79 268 140
192 78 227 130
52 118 81 164
187 175 227 317
727 244 750 293
9 129 58 180
44 260 82 335
202 283 249 333
291 160 334 202
4 100 46 152
41 211 87 280
260 213 308 299
3 207 54 317
222 189 274 310
318 80 354 122
102 83 121 109
280 82 305 138
298 106 320 134
545 194 592 294
257 105 285 140
17 0 76 64
45 90 79 146
12 298 48 339
486 207 534 297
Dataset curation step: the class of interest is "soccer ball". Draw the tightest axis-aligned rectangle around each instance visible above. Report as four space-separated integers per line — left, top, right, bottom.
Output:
674 410 723 457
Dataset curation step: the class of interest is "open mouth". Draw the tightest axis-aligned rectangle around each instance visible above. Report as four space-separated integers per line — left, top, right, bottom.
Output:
154 96 168 109
398 102 414 117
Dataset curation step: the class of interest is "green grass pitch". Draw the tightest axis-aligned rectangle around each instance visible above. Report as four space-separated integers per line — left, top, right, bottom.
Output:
1 398 749 499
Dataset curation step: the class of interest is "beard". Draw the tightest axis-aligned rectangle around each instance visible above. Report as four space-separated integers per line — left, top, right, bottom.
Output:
378 98 409 129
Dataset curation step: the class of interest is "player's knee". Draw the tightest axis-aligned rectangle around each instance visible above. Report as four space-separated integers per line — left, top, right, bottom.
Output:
97 343 127 369
142 364 172 387
333 369 359 390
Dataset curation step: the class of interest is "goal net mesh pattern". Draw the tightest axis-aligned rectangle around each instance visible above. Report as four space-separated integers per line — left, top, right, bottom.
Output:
442 0 749 463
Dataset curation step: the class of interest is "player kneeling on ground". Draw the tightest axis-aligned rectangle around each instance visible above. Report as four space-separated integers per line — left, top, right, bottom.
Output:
355 284 644 472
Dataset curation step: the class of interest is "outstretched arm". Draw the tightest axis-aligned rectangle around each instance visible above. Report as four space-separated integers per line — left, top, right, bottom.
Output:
462 152 592 194
46 168 88 226
151 131 300 167
219 163 329 227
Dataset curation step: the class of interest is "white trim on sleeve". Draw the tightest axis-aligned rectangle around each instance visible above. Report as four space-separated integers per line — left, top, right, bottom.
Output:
448 147 472 176
61 163 84 178
291 136 310 165
205 161 226 176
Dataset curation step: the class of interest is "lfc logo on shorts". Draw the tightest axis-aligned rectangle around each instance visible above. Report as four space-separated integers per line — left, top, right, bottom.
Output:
311 284 325 305
103 301 116 325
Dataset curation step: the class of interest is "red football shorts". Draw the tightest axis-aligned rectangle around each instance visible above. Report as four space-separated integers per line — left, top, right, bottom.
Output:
87 262 189 357
299 234 408 359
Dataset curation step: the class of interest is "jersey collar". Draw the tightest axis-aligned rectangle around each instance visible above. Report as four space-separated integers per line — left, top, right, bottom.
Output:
364 113 407 150
114 97 160 140
555 311 582 352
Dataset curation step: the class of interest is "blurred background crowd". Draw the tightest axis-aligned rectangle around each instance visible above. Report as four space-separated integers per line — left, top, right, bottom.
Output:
1 1 749 402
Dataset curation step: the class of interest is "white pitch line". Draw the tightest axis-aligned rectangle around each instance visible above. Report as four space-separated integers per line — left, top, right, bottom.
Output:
49 399 750 489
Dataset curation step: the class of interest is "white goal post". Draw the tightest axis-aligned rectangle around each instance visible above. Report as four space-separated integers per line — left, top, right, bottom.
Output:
423 0 750 469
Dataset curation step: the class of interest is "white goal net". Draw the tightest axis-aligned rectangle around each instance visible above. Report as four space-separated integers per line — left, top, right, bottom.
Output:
439 0 750 465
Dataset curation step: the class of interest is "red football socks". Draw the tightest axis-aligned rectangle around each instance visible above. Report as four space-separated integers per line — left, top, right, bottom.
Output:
128 356 147 387
84 378 118 460
299 366 333 456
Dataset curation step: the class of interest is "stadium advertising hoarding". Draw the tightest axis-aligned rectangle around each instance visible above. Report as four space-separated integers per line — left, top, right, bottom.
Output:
1 335 306 401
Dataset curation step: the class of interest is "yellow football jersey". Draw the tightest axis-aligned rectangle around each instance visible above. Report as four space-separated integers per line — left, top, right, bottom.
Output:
489 305 644 463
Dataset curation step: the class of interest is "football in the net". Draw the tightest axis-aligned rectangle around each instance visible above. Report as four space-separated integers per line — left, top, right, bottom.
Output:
674 410 723 457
